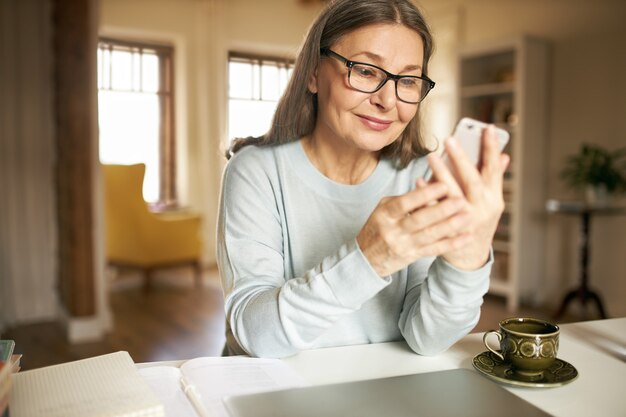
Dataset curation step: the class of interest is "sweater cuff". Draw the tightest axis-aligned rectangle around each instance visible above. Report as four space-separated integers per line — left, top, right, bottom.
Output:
320 239 390 309
427 249 493 305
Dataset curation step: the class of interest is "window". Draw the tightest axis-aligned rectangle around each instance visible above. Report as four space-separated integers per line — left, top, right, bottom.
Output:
228 53 295 141
97 38 175 205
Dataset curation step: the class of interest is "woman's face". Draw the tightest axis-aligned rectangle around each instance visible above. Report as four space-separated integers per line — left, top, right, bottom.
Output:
309 23 424 153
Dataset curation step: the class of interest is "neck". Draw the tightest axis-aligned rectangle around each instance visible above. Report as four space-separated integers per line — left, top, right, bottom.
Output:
301 133 379 185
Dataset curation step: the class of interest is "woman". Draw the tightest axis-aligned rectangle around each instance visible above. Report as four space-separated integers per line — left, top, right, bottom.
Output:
217 0 509 358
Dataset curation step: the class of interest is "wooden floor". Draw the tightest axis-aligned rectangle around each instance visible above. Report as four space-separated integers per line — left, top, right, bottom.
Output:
3 267 584 371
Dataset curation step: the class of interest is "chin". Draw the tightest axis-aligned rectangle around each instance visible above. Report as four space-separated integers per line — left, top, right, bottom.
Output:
356 132 400 152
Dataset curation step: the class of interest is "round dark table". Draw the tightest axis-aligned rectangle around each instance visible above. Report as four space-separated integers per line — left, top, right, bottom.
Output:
546 199 626 320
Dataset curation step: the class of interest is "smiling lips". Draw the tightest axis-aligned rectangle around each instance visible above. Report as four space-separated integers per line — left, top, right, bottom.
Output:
357 114 393 131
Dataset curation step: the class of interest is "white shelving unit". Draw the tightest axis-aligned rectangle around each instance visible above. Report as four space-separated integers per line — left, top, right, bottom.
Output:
458 37 550 311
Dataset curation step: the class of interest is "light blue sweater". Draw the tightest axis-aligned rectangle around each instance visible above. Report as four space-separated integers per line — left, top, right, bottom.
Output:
217 140 491 358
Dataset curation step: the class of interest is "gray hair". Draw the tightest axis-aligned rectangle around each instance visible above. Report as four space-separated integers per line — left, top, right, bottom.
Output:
227 0 434 168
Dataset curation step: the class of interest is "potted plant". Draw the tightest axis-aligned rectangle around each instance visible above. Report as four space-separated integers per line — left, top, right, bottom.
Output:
560 143 626 206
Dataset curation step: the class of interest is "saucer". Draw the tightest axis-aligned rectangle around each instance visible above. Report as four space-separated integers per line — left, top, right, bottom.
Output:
472 351 578 388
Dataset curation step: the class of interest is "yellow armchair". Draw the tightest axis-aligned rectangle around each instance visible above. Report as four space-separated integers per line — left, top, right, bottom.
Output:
102 164 203 291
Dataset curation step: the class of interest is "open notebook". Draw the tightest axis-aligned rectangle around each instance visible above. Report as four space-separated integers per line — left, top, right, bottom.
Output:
138 356 307 417
9 351 164 417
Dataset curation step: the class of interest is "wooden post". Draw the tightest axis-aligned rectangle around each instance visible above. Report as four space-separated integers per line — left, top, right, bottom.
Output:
53 0 97 316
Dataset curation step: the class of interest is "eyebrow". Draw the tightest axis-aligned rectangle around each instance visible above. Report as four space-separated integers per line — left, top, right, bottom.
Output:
352 50 423 72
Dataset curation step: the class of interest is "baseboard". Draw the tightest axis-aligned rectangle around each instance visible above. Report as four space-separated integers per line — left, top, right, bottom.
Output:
60 307 113 343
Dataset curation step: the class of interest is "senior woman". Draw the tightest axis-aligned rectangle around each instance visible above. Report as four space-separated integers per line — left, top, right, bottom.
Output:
217 0 509 358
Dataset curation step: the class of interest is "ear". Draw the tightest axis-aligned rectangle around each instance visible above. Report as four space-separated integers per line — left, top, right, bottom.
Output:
307 66 319 94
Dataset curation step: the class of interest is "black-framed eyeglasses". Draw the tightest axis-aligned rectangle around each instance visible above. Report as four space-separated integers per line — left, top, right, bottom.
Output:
320 48 435 104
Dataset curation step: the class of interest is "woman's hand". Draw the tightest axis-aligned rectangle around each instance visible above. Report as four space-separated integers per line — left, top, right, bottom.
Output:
357 125 509 276
356 180 473 277
428 125 510 270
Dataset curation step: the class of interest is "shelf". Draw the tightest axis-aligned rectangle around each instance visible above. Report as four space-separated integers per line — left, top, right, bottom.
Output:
459 37 550 312
461 82 515 98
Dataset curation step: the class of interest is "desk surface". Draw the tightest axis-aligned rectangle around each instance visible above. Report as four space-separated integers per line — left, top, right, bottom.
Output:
282 317 626 417
140 318 626 417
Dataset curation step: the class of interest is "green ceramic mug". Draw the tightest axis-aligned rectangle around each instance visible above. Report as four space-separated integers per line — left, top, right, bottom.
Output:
483 317 560 380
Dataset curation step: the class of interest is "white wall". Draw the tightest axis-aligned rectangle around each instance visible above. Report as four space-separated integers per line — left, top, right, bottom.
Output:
100 0 626 317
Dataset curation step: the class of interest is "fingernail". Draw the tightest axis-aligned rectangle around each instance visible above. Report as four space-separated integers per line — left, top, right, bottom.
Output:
447 137 458 148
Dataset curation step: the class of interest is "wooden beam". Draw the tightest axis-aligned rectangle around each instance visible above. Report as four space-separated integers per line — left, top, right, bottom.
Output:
52 0 97 316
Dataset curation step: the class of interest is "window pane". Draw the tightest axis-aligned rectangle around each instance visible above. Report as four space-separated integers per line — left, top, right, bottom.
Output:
227 54 294 142
252 62 261 100
111 49 133 91
229 61 253 99
142 53 159 93
132 50 141 91
229 99 280 139
97 48 103 88
98 91 160 202
99 47 112 89
261 63 280 101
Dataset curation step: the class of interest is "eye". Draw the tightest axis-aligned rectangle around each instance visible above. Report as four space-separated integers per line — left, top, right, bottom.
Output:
352 64 379 78
398 77 420 88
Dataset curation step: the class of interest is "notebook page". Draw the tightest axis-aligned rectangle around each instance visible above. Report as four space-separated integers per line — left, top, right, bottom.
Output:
182 357 308 417
10 351 164 417
139 366 198 417
138 357 307 417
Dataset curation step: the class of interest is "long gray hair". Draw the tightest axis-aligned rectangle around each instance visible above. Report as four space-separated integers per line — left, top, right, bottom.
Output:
227 0 434 168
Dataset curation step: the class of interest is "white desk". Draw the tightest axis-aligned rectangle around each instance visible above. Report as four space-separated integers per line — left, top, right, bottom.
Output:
283 318 626 417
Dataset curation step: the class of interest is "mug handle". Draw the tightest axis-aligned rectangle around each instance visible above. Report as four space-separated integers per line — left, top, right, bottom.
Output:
483 330 505 361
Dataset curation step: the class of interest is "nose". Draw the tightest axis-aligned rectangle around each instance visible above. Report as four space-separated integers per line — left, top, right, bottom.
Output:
370 78 397 109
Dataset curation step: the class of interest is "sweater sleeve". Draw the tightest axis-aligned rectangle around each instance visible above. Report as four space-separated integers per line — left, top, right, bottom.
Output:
398 252 492 356
217 151 390 358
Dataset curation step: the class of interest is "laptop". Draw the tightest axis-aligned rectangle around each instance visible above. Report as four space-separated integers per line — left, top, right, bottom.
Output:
223 368 551 417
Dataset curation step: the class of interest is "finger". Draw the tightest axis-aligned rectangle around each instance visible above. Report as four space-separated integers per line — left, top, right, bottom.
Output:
443 137 483 194
409 209 472 248
385 182 449 218
427 151 463 197
398 196 467 233
500 153 511 171
416 177 439 206
415 178 427 188
486 152 511 189
483 141 511 190
415 232 472 258
479 125 500 171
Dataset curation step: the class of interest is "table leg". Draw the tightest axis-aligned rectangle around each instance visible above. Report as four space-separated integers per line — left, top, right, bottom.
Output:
554 287 608 320
587 290 608 319
553 211 609 320
554 289 578 319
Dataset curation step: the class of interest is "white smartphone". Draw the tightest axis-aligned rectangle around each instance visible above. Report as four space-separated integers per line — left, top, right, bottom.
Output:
443 117 510 169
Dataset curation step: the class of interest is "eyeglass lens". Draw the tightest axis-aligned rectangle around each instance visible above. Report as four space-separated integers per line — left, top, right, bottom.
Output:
349 63 428 103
